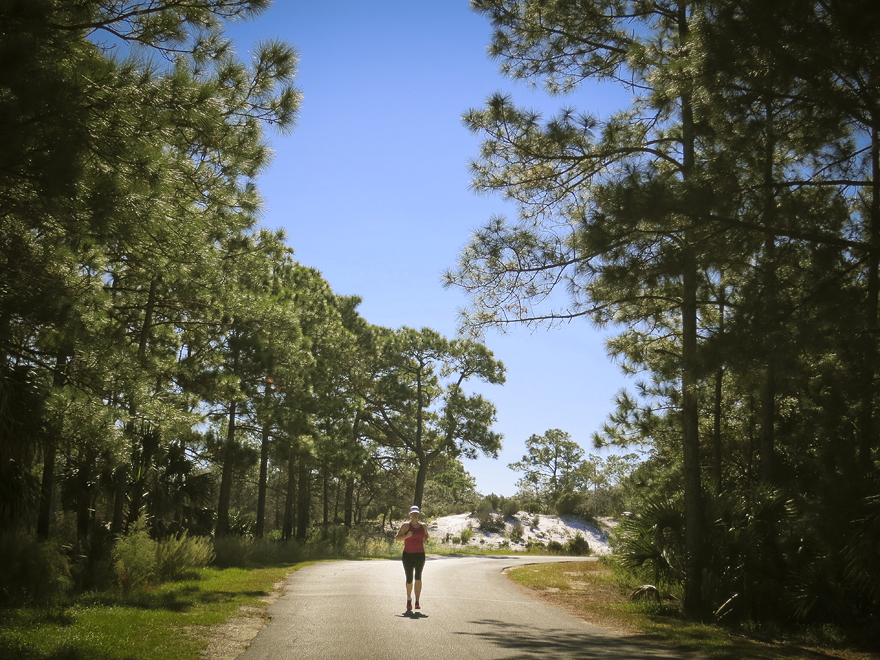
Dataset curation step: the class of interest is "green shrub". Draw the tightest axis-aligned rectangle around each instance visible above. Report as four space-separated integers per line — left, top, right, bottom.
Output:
525 539 546 553
555 492 585 516
213 535 292 566
156 533 215 581
474 500 505 532
480 494 501 509
500 497 521 518
460 528 473 544
576 488 626 519
343 525 395 558
509 520 524 543
564 533 591 556
301 525 351 557
112 522 158 591
0 533 71 605
547 540 564 554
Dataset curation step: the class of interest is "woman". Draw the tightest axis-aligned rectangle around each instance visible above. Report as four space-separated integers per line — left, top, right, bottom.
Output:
395 505 429 611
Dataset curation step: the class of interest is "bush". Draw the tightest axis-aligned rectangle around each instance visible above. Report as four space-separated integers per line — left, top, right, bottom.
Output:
564 533 591 556
212 535 301 567
343 525 395 558
547 540 564 554
576 489 626 519
555 492 586 516
481 494 501 509
113 517 218 589
474 500 505 533
0 533 71 605
500 497 521 518
459 528 473 544
509 520 524 543
307 525 349 552
156 533 215 581
525 539 546 553
112 522 158 592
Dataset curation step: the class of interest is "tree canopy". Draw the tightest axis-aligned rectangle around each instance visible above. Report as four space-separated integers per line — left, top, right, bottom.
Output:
447 0 880 622
0 0 504 561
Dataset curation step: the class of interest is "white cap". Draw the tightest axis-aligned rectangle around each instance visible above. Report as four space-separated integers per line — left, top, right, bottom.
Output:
410 505 420 514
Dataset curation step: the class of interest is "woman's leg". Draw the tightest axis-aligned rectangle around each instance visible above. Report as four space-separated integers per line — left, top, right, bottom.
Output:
413 553 426 604
402 553 415 604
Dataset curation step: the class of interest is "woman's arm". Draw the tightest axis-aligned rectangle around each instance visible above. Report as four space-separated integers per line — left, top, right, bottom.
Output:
394 522 411 542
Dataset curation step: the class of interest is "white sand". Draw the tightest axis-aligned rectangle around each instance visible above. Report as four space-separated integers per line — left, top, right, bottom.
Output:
421 511 614 555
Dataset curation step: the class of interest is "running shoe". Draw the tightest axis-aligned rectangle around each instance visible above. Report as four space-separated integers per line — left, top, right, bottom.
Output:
406 600 412 611
414 601 421 610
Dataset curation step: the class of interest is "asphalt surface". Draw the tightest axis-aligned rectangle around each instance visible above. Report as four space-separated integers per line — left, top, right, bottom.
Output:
236 555 685 660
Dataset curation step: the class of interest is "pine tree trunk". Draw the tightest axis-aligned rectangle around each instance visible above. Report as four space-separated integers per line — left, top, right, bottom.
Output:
215 401 236 537
413 455 428 509
255 423 270 538
137 277 158 361
36 354 66 540
859 124 880 471
322 464 329 526
282 446 296 540
678 5 704 614
681 236 704 615
295 459 310 541
713 367 724 495
713 274 725 496
760 358 776 485
344 478 354 527
110 464 128 534
760 103 778 486
36 440 56 540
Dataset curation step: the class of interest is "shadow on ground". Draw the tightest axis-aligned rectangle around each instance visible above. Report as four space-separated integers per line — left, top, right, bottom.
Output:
456 618 686 659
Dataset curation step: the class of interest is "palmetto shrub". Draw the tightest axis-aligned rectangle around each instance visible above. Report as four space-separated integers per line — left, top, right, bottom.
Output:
613 487 804 620
611 493 686 590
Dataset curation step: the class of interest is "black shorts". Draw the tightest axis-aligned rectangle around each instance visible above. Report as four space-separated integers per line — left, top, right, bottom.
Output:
401 551 426 583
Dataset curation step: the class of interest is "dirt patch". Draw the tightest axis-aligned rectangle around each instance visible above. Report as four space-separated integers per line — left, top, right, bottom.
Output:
191 579 287 660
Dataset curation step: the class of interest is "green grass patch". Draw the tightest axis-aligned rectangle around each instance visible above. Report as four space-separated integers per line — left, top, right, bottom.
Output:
506 563 576 591
0 564 307 660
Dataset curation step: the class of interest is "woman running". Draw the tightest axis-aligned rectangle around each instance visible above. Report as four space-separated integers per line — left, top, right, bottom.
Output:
395 505 429 611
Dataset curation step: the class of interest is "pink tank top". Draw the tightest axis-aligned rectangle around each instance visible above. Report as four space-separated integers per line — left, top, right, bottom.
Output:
403 522 426 552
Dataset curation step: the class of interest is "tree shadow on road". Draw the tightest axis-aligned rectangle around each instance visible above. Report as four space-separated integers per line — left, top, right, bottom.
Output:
455 618 688 659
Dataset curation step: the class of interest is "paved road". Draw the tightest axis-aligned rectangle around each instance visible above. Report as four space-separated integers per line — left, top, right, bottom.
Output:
237 555 684 660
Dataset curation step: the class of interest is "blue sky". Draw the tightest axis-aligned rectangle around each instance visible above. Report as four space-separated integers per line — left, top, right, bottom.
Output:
226 1 634 496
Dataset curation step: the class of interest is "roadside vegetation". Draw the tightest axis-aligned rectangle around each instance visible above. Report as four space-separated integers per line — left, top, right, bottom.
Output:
0 563 301 660
508 560 880 660
0 515 588 660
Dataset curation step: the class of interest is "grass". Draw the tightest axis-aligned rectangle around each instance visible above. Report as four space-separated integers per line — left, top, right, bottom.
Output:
506 561 880 660
0 564 308 660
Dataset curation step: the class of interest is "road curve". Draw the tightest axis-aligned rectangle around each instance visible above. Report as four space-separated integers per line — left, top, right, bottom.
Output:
236 555 683 660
